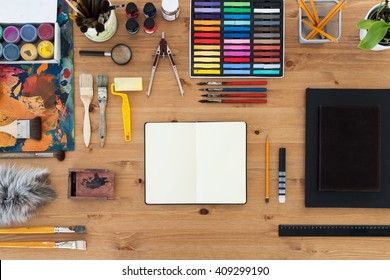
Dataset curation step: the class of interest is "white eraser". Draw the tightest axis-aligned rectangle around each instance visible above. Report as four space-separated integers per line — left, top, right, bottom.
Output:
114 77 143 91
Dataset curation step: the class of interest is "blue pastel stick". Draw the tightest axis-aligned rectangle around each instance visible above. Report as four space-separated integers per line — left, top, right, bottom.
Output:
253 70 280 75
223 64 251 69
224 14 251 19
224 20 251 26
224 26 251 32
194 8 220 13
224 33 250 38
223 70 251 75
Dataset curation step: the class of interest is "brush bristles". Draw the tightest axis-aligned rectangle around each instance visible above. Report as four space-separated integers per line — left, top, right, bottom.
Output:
29 117 42 140
80 73 93 89
75 240 87 250
97 74 108 87
72 225 86 233
53 151 66 161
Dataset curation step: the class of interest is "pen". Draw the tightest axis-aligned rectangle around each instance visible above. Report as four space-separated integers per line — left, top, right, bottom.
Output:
279 148 286 203
201 93 267 98
199 99 267 104
197 81 267 86
265 135 270 203
199 87 267 92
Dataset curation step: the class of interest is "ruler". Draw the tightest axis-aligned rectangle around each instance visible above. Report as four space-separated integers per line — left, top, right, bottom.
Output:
279 225 390 237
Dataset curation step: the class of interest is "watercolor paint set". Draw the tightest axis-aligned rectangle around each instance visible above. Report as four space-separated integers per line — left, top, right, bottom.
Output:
0 0 61 64
190 0 284 78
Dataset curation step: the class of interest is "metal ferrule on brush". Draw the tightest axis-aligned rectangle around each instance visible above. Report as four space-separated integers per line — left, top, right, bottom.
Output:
98 86 107 103
54 241 78 249
201 88 221 92
54 226 85 233
16 120 30 138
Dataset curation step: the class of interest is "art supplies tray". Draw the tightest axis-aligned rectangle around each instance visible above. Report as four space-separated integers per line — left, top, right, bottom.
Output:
0 0 61 64
190 0 284 78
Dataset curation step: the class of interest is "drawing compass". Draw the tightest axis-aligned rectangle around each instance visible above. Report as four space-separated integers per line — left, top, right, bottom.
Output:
146 32 184 97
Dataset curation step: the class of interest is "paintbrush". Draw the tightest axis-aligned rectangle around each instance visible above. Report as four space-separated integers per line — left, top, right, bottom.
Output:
0 151 65 161
197 81 267 86
97 74 108 147
201 93 267 98
199 88 267 92
0 117 41 140
79 73 93 147
0 240 86 250
0 226 85 234
199 99 267 104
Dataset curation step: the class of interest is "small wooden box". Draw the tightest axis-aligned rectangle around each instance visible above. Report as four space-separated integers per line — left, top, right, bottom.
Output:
68 169 115 200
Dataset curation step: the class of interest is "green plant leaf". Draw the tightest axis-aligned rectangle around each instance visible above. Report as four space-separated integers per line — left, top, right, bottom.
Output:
359 21 390 50
356 20 377 29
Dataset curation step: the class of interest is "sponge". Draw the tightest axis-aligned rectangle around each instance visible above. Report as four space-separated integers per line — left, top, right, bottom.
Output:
114 77 143 91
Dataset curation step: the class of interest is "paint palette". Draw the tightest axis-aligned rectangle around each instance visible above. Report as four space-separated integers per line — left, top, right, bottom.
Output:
190 0 284 78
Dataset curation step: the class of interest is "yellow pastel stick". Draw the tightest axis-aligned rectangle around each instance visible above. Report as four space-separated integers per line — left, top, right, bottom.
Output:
193 64 220 69
194 45 221 50
194 69 221 74
194 57 220 62
194 51 220 56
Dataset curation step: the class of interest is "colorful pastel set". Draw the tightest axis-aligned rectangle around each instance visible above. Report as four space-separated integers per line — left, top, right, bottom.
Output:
190 0 284 78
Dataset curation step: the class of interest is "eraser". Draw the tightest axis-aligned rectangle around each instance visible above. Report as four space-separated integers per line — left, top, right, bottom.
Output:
114 77 143 91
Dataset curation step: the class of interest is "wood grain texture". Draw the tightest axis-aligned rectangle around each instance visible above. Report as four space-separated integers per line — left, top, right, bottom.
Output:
2 0 390 260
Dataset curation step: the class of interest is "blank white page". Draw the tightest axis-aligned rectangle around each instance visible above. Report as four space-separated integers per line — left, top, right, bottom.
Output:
145 123 196 204
196 122 247 203
144 122 247 204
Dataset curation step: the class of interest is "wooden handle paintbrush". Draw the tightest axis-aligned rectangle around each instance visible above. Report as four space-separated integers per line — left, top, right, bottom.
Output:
0 241 86 250
0 226 85 234
0 117 42 140
79 73 93 147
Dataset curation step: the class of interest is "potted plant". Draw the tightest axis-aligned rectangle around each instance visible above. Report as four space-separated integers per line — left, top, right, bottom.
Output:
357 0 390 50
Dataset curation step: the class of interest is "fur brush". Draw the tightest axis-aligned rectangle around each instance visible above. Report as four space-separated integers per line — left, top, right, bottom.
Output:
0 165 56 225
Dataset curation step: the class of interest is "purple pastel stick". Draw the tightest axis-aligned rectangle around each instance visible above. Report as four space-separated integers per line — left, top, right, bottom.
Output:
194 8 220 12
194 14 221 19
194 2 221 6
224 45 250 50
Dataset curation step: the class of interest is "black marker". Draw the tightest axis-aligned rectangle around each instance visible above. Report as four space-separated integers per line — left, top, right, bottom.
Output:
279 148 286 203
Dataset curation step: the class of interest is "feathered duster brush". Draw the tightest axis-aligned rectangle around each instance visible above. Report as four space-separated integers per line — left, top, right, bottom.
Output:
0 165 57 225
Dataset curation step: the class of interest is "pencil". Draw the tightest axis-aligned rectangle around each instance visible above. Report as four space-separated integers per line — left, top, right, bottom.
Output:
201 93 267 98
309 0 320 25
302 19 336 42
306 0 347 39
265 135 270 203
197 81 267 86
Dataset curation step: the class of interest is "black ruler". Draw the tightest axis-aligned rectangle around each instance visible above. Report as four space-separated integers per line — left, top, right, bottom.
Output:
279 225 390 237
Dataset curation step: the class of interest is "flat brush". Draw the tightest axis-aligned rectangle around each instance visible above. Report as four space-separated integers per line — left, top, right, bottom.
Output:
0 240 86 250
0 117 41 140
197 81 267 86
199 87 267 92
97 74 108 148
0 151 65 161
0 226 85 234
79 73 94 147
201 93 267 98
199 99 267 104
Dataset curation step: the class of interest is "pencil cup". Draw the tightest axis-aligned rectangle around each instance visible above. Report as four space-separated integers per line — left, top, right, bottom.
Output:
298 0 341 44
84 10 118 42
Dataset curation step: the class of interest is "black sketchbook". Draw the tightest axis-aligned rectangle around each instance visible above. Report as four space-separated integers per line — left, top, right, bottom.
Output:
305 88 390 208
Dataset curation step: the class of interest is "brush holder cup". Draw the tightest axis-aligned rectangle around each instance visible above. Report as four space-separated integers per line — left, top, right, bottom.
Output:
84 8 118 42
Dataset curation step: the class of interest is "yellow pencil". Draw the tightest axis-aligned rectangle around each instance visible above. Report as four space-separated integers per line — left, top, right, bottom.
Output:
302 19 336 42
309 0 320 25
306 0 347 39
265 135 270 203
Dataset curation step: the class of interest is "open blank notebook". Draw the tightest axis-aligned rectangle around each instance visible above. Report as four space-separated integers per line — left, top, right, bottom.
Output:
144 122 247 204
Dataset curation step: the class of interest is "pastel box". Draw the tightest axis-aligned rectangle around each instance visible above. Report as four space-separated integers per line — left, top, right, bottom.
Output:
68 169 115 200
0 0 61 64
298 0 341 44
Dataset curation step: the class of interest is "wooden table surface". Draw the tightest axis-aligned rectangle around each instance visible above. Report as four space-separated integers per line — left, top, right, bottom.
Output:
3 0 390 260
